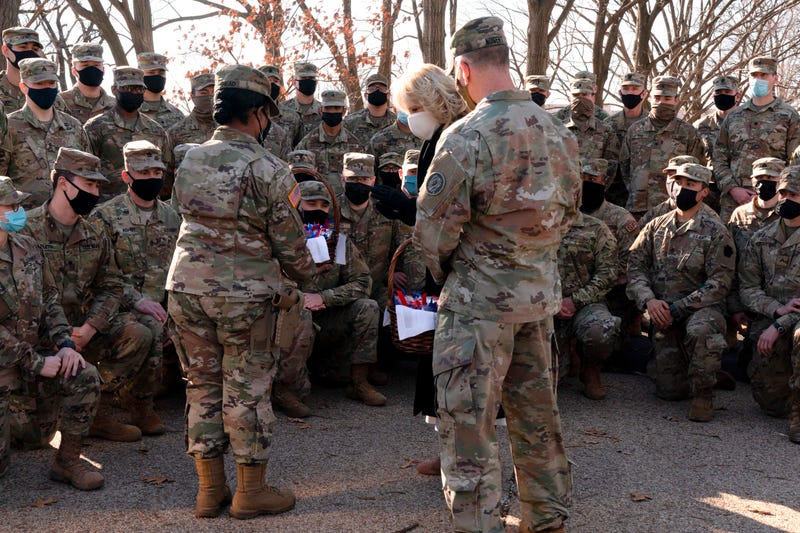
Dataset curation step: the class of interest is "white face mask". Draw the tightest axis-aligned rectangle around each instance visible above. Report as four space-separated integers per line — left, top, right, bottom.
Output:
407 110 440 141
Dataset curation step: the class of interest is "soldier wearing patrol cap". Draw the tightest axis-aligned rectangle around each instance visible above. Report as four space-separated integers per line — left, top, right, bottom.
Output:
739 165 800 444
399 149 420 197
366 106 418 177
605 72 649 206
620 75 705 218
525 74 550 107
416 15 578 533
343 72 397 146
628 162 735 422
168 72 216 160
0 58 89 208
0 27 43 113
553 71 609 123
137 52 185 129
560 78 619 175
286 149 321 182
296 88 365 197
693 75 741 164
58 42 116 124
281 61 323 140
258 65 303 147
377 151 403 188
715 56 800 222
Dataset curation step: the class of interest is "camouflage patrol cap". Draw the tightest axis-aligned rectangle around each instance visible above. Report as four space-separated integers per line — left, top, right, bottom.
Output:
0 176 31 206
378 152 402 169
137 52 168 71
651 75 681 97
674 163 712 185
749 56 777 74
321 89 347 108
581 158 609 177
574 70 597 84
450 16 507 57
71 42 103 62
403 149 420 170
663 155 700 172
751 157 785 178
342 153 375 178
54 148 107 182
113 66 146 88
190 72 214 92
2 27 42 47
525 75 550 91
259 65 282 82
123 140 166 172
287 150 316 170
570 79 594 95
363 72 389 89
293 62 318 79
18 58 58 83
712 75 739 92
778 166 800 194
215 64 279 117
299 180 331 203
173 143 200 161
621 72 647 87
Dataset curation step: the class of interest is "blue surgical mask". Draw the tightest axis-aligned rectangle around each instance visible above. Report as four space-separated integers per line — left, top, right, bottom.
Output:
403 174 418 196
397 111 409 126
751 79 770 98
0 207 27 232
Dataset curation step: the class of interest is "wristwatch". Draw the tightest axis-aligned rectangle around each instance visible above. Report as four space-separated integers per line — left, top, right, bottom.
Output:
58 339 77 350
772 321 786 335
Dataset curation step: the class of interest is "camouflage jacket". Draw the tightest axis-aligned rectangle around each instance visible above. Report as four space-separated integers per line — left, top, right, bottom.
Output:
714 98 800 195
57 86 116 125
295 124 366 197
368 122 419 173
415 89 581 323
564 115 620 170
140 98 185 130
553 104 609 123
167 111 216 152
342 108 397 146
627 206 735 317
739 219 800 330
0 233 72 382
272 105 303 148
301 237 372 308
84 107 172 200
639 200 719 229
91 193 180 309
620 116 705 214
263 120 291 161
22 202 125 332
693 109 729 164
584 200 638 282
557 212 617 308
0 72 24 113
0 105 89 208
166 126 314 299
281 97 323 141
605 109 646 150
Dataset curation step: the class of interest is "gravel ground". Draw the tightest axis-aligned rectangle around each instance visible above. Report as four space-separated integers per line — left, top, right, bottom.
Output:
1 360 798 532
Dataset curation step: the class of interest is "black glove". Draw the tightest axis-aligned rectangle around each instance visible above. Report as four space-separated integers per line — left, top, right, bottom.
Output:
371 185 417 226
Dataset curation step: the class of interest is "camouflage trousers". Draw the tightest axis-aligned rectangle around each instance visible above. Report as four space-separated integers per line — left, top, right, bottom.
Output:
131 311 165 400
434 309 572 533
651 307 726 400
747 318 800 417
555 303 621 377
274 307 315 399
168 292 277 464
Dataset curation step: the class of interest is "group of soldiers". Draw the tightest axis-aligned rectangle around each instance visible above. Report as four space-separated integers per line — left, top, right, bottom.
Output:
0 13 798 533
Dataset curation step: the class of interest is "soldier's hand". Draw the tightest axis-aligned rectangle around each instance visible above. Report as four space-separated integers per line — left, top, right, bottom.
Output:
39 355 61 378
556 298 576 319
303 293 326 311
56 347 86 377
135 298 168 323
71 323 97 351
730 187 756 206
646 299 673 329
776 298 800 316
758 326 780 357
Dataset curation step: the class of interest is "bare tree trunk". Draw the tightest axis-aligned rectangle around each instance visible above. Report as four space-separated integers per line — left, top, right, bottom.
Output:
422 0 447 67
378 0 404 86
0 0 20 32
527 0 556 75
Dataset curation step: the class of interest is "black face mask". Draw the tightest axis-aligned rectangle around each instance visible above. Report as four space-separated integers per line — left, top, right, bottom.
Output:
63 178 100 216
367 90 388 106
345 182 371 205
9 49 40 69
270 83 281 102
77 66 104 87
294 173 317 183
620 93 643 110
255 108 271 146
379 171 400 189
675 187 700 211
580 181 606 212
777 199 800 219
322 112 343 127
129 176 163 201
143 75 166 93
714 94 736 112
531 92 547 106
27 86 58 110
297 79 317 96
117 91 144 112
303 209 329 225
755 179 778 202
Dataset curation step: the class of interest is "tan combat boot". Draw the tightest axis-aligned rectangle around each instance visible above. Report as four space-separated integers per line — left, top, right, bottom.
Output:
346 364 386 406
49 433 104 490
272 383 311 418
89 395 142 442
125 394 166 436
789 391 800 444
579 363 606 400
368 364 389 386
229 463 296 520
194 456 232 518
688 387 714 422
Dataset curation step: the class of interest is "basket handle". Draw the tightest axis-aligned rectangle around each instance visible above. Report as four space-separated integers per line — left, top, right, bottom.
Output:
387 237 414 310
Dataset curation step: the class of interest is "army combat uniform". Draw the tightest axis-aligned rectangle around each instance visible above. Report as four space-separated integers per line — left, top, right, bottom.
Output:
57 43 116 124
168 73 217 170
281 62 323 142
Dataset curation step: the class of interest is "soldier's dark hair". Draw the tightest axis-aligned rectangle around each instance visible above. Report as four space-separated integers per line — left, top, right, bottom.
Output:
51 169 77 191
460 45 510 68
213 88 269 125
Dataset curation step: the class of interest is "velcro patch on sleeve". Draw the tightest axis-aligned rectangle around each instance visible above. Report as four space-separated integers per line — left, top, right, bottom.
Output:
288 183 301 208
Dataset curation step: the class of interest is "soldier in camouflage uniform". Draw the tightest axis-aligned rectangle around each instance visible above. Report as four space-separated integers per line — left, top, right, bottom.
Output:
58 42 116 124
168 72 216 169
137 52 185 129
84 66 172 201
281 62 322 141
620 75 705 218
0 58 89 208
296 89 365 196
627 163 735 421
286 149 321 182
562 79 619 175
415 18 578 533
259 65 303 149
367 111 418 174
166 64 314 519
553 71 609 122
714 56 800 222
637 155 717 228
92 140 180 433
693 75 741 164
17 148 155 444
0 177 103 489
739 165 800 443
343 73 397 146
525 74 550 107
0 27 43 114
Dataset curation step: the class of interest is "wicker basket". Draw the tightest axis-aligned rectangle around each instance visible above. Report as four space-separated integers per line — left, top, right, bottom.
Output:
386 237 435 355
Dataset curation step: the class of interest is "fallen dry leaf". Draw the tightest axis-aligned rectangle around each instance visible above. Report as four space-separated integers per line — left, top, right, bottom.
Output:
30 498 57 508
662 415 680 422
142 476 174 485
400 459 419 469
583 440 600 445
137 447 149 454
299 423 312 430
749 508 774 516
356 496 376 501
630 492 652 502
287 417 305 423
583 429 621 442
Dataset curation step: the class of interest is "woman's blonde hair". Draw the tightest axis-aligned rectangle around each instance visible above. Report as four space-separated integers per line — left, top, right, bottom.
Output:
394 64 466 127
